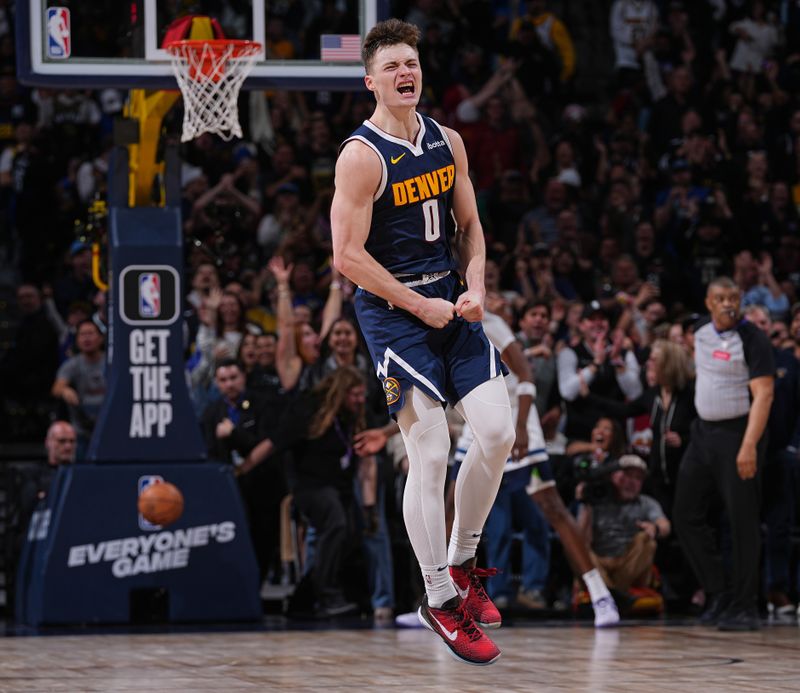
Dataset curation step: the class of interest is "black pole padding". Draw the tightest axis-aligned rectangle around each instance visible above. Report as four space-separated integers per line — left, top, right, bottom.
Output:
108 146 130 209
164 143 181 209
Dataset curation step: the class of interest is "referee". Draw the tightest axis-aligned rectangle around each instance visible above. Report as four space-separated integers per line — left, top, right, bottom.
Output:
673 277 775 631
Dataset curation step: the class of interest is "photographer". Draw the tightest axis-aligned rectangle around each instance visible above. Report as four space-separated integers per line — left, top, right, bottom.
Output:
577 455 671 600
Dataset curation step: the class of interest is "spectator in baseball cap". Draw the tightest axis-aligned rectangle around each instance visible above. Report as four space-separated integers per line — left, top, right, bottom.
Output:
557 298 642 441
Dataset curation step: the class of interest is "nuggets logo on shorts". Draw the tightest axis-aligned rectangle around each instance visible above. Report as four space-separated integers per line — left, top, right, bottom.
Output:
383 377 401 406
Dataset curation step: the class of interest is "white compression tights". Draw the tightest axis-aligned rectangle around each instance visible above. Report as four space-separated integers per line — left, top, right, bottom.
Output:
397 378 514 571
397 387 452 571
449 376 515 562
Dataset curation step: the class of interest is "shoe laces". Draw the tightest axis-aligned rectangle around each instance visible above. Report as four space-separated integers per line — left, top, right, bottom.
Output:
455 602 483 642
468 567 498 602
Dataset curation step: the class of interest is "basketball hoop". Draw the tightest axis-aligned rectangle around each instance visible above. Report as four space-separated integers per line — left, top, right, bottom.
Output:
165 39 261 142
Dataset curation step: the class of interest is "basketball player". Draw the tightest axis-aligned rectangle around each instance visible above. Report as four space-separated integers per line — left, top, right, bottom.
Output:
331 19 515 665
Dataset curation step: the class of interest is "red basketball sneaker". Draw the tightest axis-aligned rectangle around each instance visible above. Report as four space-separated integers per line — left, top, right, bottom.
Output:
418 595 501 666
450 558 502 629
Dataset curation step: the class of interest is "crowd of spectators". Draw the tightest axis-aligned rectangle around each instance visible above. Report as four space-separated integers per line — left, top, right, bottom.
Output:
2 1 800 619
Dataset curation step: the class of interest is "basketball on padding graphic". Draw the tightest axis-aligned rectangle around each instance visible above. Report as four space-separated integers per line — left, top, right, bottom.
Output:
138 481 184 526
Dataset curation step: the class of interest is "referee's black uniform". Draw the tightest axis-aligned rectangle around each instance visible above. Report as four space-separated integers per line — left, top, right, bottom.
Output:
674 312 775 630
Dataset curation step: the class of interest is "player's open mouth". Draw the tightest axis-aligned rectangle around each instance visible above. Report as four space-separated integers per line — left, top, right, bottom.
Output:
397 82 415 95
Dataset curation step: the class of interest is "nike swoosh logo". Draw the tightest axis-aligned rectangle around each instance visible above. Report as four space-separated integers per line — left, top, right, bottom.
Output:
429 612 458 641
471 533 481 538
390 153 406 164
455 583 469 600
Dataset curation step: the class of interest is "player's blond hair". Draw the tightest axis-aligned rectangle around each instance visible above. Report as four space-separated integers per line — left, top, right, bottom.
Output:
362 18 420 73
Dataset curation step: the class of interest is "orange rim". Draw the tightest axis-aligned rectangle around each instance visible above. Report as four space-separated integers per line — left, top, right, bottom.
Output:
165 39 262 58
166 39 261 83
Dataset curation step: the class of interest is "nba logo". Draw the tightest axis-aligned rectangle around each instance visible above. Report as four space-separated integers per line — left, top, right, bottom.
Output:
46 7 71 59
138 475 164 531
139 273 161 318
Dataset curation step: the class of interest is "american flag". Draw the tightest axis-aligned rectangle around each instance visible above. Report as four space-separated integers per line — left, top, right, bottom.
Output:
320 34 362 62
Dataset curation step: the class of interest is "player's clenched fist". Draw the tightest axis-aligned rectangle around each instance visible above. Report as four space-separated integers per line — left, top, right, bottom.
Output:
455 290 484 322
416 297 456 328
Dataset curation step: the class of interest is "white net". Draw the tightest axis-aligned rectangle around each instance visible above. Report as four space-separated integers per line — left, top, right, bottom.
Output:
166 40 261 142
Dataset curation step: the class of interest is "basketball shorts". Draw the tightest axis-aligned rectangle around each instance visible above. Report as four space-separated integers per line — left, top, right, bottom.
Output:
453 402 555 494
354 272 507 415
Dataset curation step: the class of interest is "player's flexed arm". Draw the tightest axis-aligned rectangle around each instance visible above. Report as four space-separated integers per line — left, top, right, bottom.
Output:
331 141 455 328
444 126 485 323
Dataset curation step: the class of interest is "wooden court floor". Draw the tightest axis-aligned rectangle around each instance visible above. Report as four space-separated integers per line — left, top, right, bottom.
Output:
1 620 798 692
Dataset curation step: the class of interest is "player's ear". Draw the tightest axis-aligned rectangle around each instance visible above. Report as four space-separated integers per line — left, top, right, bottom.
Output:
364 74 376 93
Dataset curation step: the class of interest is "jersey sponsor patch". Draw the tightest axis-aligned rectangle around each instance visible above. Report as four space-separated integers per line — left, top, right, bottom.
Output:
713 350 731 361
383 377 401 406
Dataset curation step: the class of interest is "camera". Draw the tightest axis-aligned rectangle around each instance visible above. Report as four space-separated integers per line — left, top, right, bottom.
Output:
575 454 649 504
574 458 618 505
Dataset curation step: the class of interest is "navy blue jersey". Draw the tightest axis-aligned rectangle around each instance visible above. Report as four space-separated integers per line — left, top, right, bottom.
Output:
340 113 458 275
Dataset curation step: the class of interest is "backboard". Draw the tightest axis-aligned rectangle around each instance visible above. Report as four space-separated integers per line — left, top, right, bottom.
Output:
18 0 385 90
